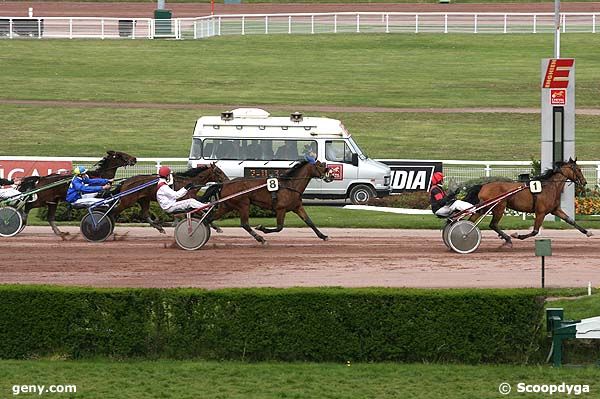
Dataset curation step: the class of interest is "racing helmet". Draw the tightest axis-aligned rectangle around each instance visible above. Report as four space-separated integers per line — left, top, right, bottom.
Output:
158 166 172 178
431 171 444 185
73 165 88 176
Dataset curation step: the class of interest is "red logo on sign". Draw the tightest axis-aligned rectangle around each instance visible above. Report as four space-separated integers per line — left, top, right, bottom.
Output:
550 89 566 105
327 164 344 181
0 160 72 181
543 59 574 89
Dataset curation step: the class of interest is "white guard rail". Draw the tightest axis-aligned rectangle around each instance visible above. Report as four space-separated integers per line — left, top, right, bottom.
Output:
2 157 599 189
1 12 599 40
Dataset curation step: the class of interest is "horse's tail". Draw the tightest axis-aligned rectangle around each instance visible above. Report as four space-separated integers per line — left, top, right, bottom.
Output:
198 183 222 203
463 184 483 205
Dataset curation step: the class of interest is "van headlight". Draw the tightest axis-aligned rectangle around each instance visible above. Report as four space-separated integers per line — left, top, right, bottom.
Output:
384 175 391 186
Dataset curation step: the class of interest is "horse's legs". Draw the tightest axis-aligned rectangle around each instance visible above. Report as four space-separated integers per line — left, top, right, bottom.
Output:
239 205 266 244
293 206 329 241
140 199 165 234
488 204 512 247
553 208 593 237
511 211 545 240
256 209 286 234
47 202 68 238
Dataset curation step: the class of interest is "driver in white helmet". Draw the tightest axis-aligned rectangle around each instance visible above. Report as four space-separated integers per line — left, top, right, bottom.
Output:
156 166 207 213
0 178 22 201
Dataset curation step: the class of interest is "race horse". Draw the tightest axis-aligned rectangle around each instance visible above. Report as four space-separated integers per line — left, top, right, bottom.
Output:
110 163 229 233
17 150 137 237
464 158 592 247
204 159 333 243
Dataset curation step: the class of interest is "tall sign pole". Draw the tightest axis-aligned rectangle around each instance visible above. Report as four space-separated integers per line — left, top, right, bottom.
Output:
541 0 576 219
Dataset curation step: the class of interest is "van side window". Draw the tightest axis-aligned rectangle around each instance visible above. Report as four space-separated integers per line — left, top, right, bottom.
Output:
191 138 203 159
325 141 353 163
274 140 298 160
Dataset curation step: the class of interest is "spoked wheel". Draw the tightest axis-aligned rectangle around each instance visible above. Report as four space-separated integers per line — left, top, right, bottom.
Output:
447 220 482 254
80 211 114 242
174 218 210 251
0 207 24 237
441 222 453 249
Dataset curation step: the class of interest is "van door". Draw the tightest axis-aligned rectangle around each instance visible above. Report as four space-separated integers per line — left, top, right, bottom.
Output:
324 140 358 197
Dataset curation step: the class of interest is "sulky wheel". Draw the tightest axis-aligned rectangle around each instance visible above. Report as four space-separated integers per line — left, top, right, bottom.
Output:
447 220 481 254
0 206 23 237
174 218 210 251
80 211 114 242
442 222 453 249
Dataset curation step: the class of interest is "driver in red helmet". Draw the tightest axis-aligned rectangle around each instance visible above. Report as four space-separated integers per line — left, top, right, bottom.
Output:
156 166 207 213
429 171 472 217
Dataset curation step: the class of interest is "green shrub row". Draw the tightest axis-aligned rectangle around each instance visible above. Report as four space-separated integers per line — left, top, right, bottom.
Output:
0 286 545 363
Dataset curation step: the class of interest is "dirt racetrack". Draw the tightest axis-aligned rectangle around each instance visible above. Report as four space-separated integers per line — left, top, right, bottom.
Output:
0 226 598 289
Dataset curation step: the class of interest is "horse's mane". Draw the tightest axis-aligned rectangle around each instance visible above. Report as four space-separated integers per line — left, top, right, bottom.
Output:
175 166 207 178
532 162 565 181
281 160 309 178
18 176 41 192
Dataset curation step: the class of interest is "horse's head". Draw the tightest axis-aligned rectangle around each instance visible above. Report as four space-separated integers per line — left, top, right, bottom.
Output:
17 176 40 192
207 163 230 182
105 150 137 168
174 164 228 187
314 160 334 183
557 157 587 186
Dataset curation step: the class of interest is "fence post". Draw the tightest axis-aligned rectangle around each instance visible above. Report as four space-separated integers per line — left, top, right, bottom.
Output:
385 13 389 33
288 15 291 34
356 13 360 33
444 14 448 33
533 14 537 33
265 16 268 34
193 20 197 39
69 18 73 39
132 19 136 39
415 14 419 33
474 14 478 33
311 15 314 34
562 13 566 33
155 160 162 174
218 16 221 36
593 14 596 33
38 18 42 39
334 14 337 33
596 164 600 186
504 14 507 33
242 16 245 35
485 164 491 177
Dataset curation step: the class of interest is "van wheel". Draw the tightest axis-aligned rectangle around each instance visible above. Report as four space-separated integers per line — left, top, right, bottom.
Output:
349 185 375 205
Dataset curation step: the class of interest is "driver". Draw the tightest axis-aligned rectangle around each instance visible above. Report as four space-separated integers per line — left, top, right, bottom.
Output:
0 178 22 200
429 171 473 217
156 166 207 213
65 166 112 206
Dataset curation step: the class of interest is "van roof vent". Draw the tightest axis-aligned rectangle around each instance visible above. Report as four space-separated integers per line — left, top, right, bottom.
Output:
231 108 270 119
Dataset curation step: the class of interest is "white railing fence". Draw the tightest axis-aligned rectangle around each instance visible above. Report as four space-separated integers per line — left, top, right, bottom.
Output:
3 157 599 189
1 12 599 40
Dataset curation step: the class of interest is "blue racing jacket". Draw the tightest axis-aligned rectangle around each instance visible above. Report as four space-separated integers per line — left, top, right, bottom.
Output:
65 176 109 203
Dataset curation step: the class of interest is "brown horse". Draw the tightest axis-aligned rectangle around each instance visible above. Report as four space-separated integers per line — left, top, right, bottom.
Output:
204 159 333 243
17 150 137 237
464 158 592 247
111 163 229 233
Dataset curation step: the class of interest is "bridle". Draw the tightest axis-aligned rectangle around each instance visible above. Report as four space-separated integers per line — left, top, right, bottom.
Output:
556 164 586 186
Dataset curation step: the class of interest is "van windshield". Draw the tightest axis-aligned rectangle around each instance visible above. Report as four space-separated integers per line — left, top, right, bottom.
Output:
347 137 367 159
195 139 317 161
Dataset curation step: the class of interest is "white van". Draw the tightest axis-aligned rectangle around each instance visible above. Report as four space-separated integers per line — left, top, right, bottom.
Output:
188 108 391 204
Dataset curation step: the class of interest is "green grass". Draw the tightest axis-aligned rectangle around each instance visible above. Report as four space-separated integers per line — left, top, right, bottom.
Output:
0 360 598 398
27 206 600 230
547 294 600 320
2 35 600 108
3 105 600 160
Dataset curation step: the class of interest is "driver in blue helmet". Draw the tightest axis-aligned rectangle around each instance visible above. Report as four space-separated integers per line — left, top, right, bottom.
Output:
65 165 112 206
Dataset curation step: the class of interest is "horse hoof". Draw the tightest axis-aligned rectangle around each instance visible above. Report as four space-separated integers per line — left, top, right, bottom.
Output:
510 232 519 239
502 241 513 249
322 236 329 241
215 227 223 233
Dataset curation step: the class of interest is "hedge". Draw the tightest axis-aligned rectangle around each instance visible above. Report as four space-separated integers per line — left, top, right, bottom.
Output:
0 286 545 363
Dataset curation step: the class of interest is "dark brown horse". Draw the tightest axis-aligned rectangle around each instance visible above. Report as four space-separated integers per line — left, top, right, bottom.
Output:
111 163 229 233
17 150 137 237
204 159 333 243
464 158 592 247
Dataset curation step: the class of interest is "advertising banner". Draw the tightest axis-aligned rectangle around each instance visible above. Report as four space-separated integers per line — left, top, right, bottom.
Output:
381 161 443 193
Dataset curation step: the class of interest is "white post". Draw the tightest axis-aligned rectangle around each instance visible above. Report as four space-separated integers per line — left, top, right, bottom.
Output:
474 14 478 33
37 18 42 39
311 15 314 34
101 18 105 39
596 164 600 186
132 19 136 39
385 13 389 33
265 16 268 34
593 14 596 33
562 13 566 33
485 164 491 177
504 14 507 33
28 7 33 17
415 14 419 33
9 19 12 39
193 20 197 39
334 14 337 33
218 16 221 36
356 14 360 33
288 15 291 34
444 14 448 33
69 18 73 39
534 14 537 33
242 16 245 35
